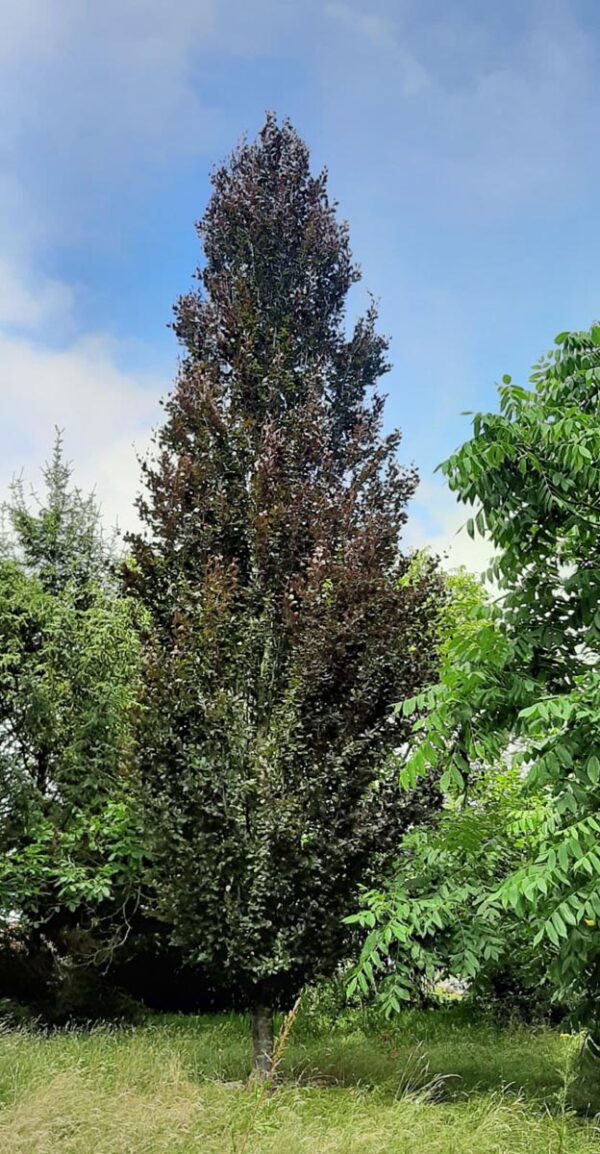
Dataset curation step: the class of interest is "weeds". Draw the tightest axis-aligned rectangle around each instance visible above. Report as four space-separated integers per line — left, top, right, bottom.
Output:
0 1008 598 1153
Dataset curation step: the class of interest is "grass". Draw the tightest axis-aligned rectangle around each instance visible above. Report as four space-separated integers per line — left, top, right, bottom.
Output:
0 1007 599 1152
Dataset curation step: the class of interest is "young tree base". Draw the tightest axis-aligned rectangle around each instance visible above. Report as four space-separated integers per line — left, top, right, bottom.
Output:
251 1005 274 1081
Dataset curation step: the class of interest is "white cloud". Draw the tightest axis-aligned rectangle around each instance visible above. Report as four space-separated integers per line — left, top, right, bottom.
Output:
325 2 430 96
0 0 65 65
0 264 162 533
0 0 312 299
0 0 304 196
316 0 598 217
405 479 494 575
0 260 74 332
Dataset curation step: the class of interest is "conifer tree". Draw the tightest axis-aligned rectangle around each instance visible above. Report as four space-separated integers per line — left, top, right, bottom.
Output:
0 436 141 969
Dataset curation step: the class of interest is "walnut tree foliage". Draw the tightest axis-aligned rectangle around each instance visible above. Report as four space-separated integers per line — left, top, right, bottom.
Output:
125 116 444 1015
350 325 600 1028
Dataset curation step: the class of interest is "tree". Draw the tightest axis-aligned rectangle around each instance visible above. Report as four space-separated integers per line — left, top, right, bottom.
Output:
0 435 143 967
347 763 556 1016
351 325 600 1034
126 115 444 1073
0 432 111 594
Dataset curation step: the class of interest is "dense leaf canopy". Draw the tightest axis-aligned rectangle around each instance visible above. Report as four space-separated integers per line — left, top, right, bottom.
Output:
126 116 444 1009
350 326 600 1026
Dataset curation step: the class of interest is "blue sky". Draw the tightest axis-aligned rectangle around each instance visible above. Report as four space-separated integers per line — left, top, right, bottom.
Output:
1 0 599 568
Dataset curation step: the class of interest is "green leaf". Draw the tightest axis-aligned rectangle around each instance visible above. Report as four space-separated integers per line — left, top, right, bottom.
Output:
545 920 560 947
587 756 600 785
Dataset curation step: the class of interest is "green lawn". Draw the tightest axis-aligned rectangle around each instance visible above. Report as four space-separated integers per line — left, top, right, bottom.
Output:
0 1008 599 1152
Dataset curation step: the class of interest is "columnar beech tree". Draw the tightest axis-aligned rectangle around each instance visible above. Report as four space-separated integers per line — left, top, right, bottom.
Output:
127 116 443 1072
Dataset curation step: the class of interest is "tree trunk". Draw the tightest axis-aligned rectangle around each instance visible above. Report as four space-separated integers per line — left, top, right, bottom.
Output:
251 1004 274 1080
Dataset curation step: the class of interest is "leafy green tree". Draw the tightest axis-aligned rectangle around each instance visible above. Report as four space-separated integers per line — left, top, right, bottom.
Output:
348 760 555 1015
126 116 444 1072
351 326 600 1033
0 436 143 958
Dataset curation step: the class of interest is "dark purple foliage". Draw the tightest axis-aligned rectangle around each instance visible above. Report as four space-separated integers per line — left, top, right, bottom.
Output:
126 116 443 1009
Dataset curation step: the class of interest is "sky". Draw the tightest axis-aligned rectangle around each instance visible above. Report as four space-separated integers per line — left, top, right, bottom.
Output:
1 0 599 571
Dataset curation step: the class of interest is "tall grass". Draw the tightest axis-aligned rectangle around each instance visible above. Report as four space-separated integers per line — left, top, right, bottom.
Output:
0 1010 598 1153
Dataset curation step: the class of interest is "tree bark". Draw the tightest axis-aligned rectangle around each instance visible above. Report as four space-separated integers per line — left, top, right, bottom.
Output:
251 1004 274 1080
